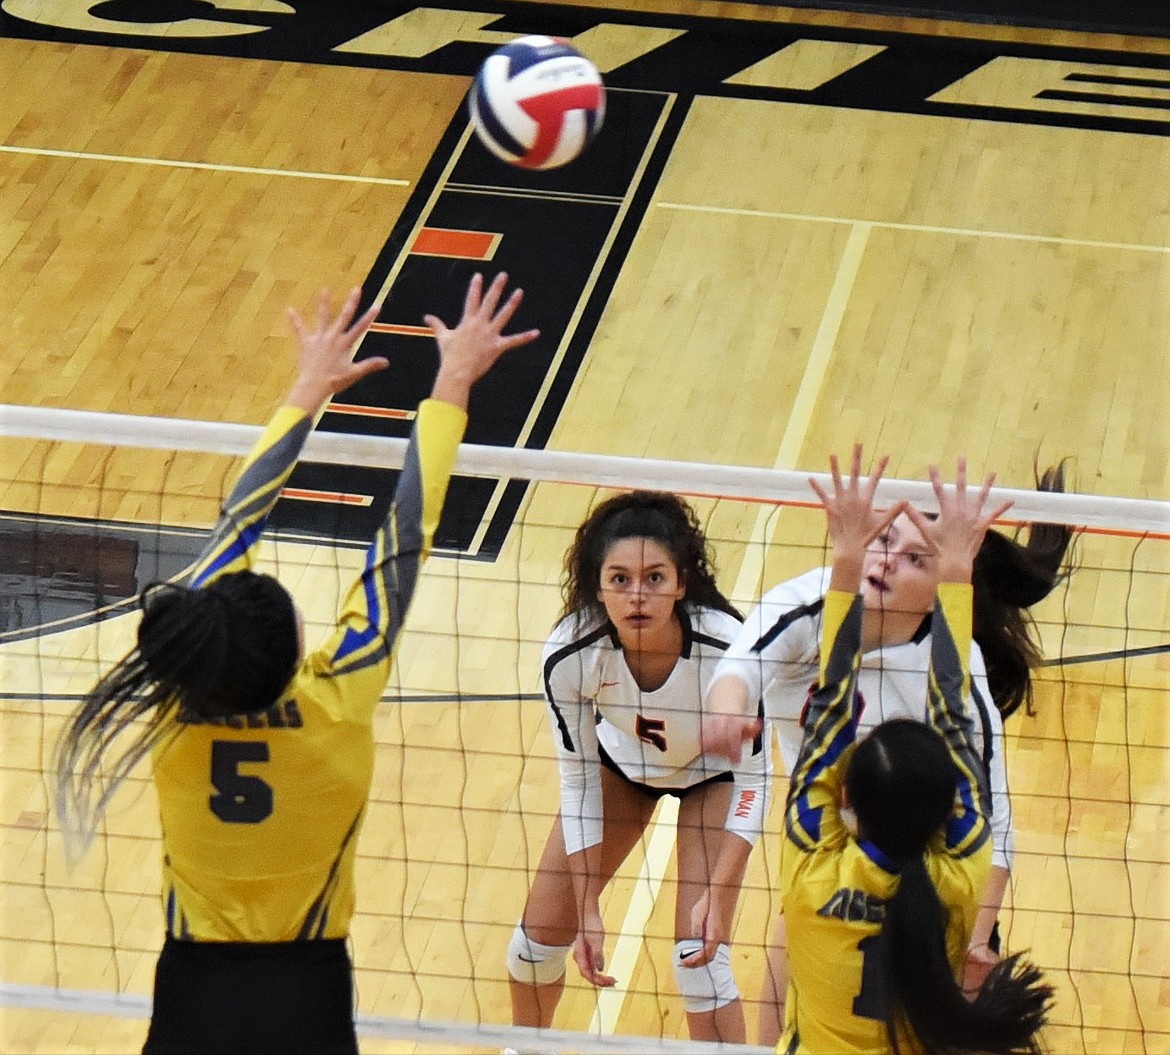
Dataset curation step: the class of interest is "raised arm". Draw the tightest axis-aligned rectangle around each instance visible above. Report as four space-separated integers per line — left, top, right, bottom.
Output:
904 460 1012 860
319 274 539 689
927 582 990 857
188 288 386 588
785 448 904 851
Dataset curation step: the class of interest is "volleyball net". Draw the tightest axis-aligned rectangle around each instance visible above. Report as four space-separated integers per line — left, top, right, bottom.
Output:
1 405 1167 1055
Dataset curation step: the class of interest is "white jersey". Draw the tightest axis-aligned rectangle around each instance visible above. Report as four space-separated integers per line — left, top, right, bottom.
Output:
711 568 1014 871
542 603 771 856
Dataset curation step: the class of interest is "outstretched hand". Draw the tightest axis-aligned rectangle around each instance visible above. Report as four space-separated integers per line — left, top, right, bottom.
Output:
426 272 540 409
903 458 1013 583
809 445 904 590
699 712 762 765
285 286 387 413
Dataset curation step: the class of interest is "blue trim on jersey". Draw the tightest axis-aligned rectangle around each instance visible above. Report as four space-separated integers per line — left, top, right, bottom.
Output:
794 797 825 846
191 519 265 587
166 890 191 941
946 779 982 852
786 596 864 852
926 589 992 859
361 543 384 639
791 719 853 845
858 837 902 873
332 548 383 664
333 623 377 664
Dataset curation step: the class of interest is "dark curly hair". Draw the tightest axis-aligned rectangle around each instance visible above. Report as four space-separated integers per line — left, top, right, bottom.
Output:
559 491 741 623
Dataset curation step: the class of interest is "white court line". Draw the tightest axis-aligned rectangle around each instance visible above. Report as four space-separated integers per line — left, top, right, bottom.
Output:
658 201 1170 254
588 223 871 1034
588 797 679 1035
0 144 409 186
732 221 872 605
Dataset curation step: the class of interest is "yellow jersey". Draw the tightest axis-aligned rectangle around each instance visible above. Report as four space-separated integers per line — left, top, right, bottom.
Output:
151 399 466 942
780 585 992 1054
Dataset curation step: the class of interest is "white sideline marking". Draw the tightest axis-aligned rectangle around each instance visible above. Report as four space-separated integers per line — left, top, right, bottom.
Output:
658 201 1170 254
732 221 871 606
0 144 409 186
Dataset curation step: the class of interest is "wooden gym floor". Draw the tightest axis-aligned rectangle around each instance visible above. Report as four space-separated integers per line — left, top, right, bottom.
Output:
0 1 1167 1052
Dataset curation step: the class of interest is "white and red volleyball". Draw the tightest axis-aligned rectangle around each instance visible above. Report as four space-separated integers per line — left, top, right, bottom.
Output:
469 36 605 170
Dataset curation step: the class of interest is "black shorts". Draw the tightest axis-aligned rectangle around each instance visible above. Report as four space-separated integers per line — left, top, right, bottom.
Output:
598 741 733 801
142 936 357 1055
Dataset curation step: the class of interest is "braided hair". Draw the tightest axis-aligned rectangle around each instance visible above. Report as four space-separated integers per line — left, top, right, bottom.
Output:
54 571 299 860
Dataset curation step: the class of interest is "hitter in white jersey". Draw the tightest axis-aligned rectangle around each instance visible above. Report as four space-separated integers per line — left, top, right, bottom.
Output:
508 491 769 1045
720 566 1012 863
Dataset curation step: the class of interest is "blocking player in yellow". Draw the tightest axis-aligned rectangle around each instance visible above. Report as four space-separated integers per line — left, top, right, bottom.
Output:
777 449 1051 1054
54 273 539 1055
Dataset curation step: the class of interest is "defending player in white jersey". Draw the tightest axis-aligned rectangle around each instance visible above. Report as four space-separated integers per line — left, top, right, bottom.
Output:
507 491 769 1044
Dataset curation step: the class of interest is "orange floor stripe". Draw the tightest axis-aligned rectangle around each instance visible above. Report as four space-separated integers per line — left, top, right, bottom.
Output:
326 402 415 420
369 322 432 336
411 227 500 260
280 487 373 507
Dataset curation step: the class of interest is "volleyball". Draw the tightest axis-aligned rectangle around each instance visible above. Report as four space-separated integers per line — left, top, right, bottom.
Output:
468 36 605 170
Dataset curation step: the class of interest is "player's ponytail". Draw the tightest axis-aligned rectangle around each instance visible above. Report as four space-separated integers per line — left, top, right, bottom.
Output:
881 858 1053 1054
54 634 179 863
847 721 1053 1052
973 461 1074 717
54 572 299 861
561 490 742 622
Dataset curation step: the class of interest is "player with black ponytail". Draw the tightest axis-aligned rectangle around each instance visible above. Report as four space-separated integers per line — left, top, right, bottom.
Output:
775 447 1053 1054
695 459 1073 1042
